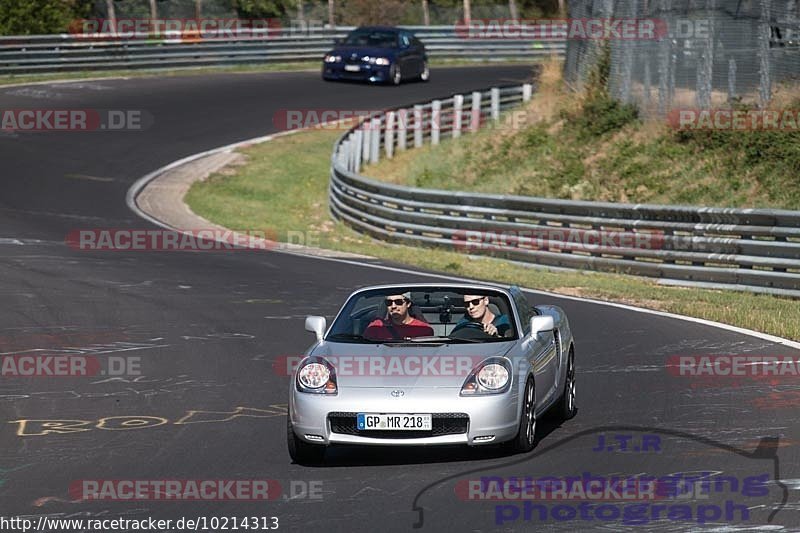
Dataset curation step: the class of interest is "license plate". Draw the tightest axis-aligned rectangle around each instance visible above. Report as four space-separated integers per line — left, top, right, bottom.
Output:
357 413 432 431
344 64 360 72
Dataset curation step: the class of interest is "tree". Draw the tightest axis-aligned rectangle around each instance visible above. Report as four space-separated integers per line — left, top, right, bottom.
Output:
230 0 292 18
422 0 430 25
509 0 519 19
0 0 89 35
463 0 471 24
342 0 406 26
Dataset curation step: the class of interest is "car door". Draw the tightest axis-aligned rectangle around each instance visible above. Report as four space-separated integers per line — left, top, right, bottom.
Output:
511 287 557 410
397 32 415 76
411 35 426 74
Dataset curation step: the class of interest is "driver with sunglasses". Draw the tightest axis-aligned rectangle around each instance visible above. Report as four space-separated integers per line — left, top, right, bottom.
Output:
452 295 512 337
363 292 433 340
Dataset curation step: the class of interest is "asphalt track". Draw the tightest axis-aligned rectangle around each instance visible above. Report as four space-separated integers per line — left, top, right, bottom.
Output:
1 66 799 532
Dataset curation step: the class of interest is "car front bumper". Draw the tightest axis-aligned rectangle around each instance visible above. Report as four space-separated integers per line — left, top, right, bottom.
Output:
322 63 392 83
289 386 519 446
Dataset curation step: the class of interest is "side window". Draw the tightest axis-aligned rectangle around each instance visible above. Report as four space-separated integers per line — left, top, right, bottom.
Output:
510 286 533 334
401 33 411 48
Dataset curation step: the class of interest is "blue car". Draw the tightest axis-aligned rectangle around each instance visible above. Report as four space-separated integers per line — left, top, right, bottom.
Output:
322 26 429 85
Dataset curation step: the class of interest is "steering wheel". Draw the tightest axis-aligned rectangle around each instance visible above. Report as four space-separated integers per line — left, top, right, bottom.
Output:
450 322 494 340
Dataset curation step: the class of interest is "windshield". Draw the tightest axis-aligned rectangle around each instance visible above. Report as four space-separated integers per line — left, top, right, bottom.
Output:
342 30 398 48
326 287 518 343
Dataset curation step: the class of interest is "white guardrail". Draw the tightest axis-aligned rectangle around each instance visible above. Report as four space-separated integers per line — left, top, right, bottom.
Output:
0 26 565 74
329 84 800 298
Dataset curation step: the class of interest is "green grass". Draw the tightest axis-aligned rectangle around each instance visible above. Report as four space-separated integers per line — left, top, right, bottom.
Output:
367 81 800 209
186 127 800 341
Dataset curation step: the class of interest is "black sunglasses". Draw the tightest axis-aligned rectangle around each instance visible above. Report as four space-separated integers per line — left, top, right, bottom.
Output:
464 297 485 307
385 298 408 307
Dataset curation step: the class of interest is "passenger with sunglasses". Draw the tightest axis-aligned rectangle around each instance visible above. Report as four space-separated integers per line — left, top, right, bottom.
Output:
363 292 433 340
452 295 512 337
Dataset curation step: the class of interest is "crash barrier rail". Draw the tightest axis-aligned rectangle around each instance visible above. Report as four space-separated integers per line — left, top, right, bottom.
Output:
0 26 565 75
329 84 800 297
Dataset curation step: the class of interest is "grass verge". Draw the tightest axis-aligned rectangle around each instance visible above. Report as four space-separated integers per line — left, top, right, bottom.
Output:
185 126 800 341
369 57 800 209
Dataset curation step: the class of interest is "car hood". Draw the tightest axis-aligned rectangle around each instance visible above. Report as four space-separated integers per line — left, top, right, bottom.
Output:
308 341 515 388
330 46 397 59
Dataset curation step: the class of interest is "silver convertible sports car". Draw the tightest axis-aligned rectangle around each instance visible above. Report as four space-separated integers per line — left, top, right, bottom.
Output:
287 283 576 464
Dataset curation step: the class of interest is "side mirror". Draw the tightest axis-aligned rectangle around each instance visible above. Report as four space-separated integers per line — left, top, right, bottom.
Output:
529 315 554 339
305 316 327 341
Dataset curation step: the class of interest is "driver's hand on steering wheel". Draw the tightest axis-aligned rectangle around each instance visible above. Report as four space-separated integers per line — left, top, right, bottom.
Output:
483 323 498 336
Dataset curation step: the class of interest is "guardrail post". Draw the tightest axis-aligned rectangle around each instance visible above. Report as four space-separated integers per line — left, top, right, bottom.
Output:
348 137 356 171
413 104 423 148
522 83 532 102
385 111 395 159
341 139 350 171
491 88 500 121
452 94 463 139
431 100 441 146
362 125 371 164
397 108 407 151
470 91 481 133
370 118 380 164
338 140 348 169
354 130 363 172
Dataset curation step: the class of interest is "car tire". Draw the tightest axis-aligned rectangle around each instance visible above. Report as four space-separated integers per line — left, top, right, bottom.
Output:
419 61 430 82
506 378 537 453
287 417 326 465
554 346 577 421
389 64 402 85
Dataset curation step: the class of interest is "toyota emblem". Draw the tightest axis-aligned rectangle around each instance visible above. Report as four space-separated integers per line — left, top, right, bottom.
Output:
390 389 405 398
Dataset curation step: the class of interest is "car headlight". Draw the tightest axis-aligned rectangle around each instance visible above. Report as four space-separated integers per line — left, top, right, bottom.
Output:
477 364 509 389
296 357 337 394
373 57 391 65
461 358 512 395
324 54 341 63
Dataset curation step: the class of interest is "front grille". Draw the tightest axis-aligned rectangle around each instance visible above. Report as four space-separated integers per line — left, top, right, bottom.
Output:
328 412 469 439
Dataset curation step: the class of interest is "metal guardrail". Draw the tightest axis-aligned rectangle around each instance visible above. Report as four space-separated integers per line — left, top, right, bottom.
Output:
0 26 564 75
329 85 800 297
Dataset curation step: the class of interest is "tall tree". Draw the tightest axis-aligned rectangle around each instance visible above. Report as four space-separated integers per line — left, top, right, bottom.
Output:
422 0 430 25
509 0 519 19
328 0 334 27
463 0 471 24
297 0 304 23
195 0 202 19
149 0 157 19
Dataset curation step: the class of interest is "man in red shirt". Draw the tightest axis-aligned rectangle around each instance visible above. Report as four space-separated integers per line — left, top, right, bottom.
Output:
363 292 433 340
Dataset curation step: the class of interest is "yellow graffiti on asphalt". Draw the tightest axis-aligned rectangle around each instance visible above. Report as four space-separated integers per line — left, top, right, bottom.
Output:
9 405 288 436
